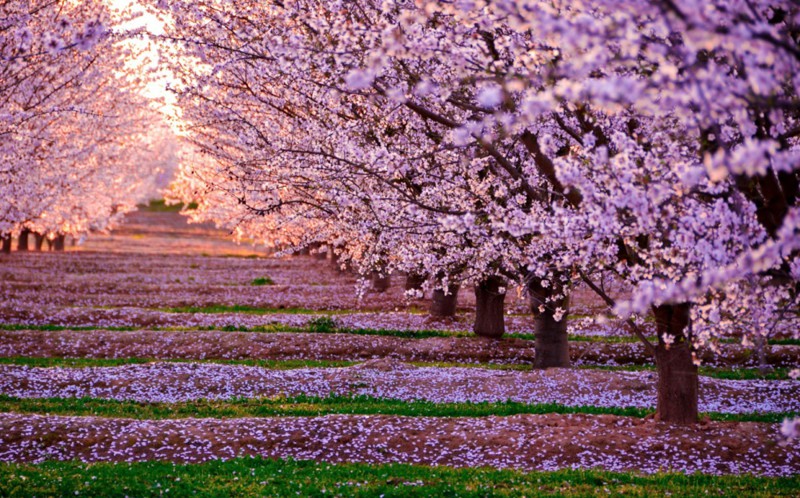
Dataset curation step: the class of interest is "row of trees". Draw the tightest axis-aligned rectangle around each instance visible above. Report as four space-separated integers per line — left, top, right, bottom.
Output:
153 0 799 424
1 0 174 253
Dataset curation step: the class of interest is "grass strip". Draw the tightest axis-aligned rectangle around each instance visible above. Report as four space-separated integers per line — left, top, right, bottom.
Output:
0 324 139 332
0 322 470 339
577 364 797 381
0 357 358 369
157 305 362 315
0 323 707 344
3 322 798 346
0 357 795 380
3 457 799 498
139 199 197 212
0 394 794 423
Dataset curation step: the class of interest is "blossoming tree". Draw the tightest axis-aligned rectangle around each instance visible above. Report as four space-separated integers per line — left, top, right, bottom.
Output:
1 0 171 251
153 0 799 423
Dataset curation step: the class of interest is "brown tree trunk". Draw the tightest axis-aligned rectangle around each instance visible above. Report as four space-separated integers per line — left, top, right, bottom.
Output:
18 228 31 251
53 234 65 251
34 233 45 251
754 334 773 375
405 273 425 292
1 235 11 254
528 277 571 368
473 276 506 338
653 303 698 424
430 284 460 318
371 271 391 292
330 246 343 270
309 242 327 260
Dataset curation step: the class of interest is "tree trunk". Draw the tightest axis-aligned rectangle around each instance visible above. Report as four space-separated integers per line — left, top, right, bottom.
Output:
405 273 425 292
309 242 327 260
332 253 352 273
34 233 45 251
474 276 506 338
430 284 459 318
653 303 698 424
528 277 571 368
754 334 773 375
18 229 31 251
371 271 391 292
53 234 65 251
330 246 343 270
1 235 11 254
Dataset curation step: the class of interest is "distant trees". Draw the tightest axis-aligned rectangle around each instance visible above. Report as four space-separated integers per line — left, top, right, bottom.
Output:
155 0 799 423
1 0 172 251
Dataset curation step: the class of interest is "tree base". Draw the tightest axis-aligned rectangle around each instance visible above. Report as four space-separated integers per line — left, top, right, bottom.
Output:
405 274 425 292
430 284 459 318
53 234 66 251
474 276 505 339
18 229 30 251
654 342 698 424
528 277 571 368
371 272 391 292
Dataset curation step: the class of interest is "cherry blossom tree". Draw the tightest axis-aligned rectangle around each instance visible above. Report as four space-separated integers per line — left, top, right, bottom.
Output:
1 0 173 252
155 0 578 359
154 0 799 423
410 0 800 423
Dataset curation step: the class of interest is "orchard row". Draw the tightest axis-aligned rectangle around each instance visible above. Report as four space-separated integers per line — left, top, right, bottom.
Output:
1 1 175 251
149 0 800 424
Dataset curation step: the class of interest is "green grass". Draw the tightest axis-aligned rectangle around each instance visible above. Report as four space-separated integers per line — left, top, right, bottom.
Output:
157 305 355 315
568 334 644 343
579 364 797 381
200 253 262 259
0 356 521 371
307 316 338 332
0 357 357 369
139 199 198 212
769 338 800 346
2 322 797 348
0 324 139 332
0 321 473 339
0 318 644 344
718 337 800 346
0 394 793 423
1 356 795 380
250 277 275 286
3 458 798 497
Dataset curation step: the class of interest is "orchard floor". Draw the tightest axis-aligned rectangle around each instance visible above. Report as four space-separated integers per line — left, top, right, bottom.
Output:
0 206 799 495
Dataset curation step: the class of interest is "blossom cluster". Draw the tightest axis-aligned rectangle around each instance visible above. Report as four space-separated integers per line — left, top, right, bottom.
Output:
150 0 799 356
1 1 175 242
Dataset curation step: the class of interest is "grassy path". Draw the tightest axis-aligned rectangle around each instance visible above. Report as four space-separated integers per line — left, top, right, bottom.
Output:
0 394 794 423
2 458 799 497
0 356 795 380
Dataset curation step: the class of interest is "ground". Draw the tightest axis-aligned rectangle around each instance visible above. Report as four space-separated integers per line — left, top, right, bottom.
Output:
0 207 798 496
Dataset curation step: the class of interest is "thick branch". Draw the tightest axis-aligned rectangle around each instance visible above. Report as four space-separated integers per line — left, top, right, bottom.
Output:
579 269 657 357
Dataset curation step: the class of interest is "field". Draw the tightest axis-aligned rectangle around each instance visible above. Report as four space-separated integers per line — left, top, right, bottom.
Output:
0 209 798 496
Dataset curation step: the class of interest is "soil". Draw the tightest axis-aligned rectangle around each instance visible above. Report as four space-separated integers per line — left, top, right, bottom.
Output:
1 329 797 368
1 208 798 476
0 412 796 476
1 359 797 413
